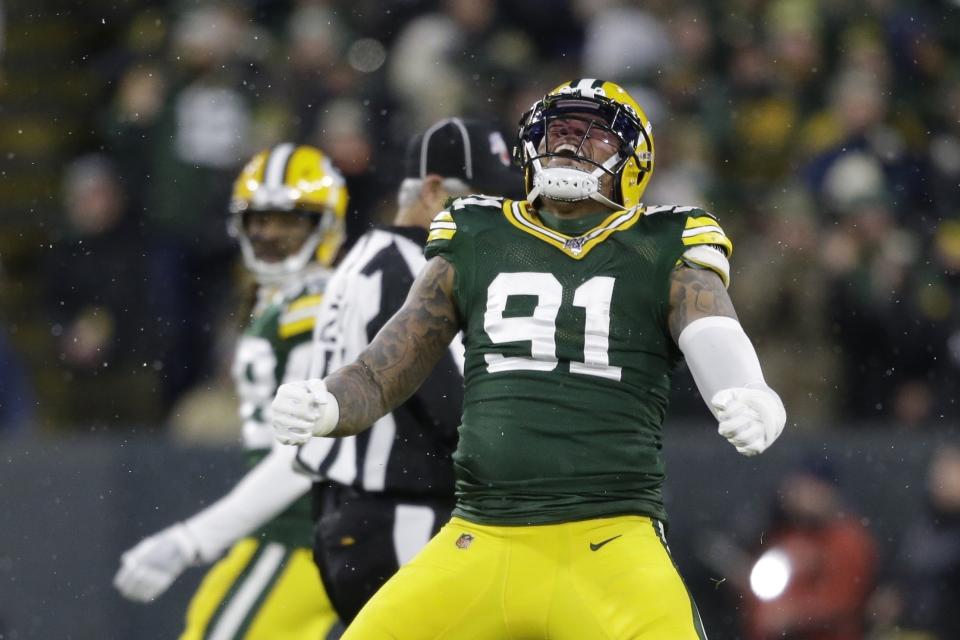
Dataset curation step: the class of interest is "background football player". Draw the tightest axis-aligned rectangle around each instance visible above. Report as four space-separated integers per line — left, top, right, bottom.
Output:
296 117 519 622
272 80 787 638
114 144 346 639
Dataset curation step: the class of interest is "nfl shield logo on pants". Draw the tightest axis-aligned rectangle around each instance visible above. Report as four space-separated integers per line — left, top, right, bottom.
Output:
455 533 474 550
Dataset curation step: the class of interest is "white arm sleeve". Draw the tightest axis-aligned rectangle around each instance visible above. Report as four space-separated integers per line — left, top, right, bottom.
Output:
181 444 312 562
677 316 768 419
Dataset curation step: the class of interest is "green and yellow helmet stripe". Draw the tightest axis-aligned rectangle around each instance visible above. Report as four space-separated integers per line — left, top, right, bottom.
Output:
230 144 349 275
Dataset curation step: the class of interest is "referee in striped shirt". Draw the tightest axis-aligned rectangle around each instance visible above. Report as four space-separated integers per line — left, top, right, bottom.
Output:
294 118 521 623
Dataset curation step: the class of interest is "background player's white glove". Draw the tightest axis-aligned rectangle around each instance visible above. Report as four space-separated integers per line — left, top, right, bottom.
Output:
113 523 200 602
711 386 786 456
272 378 339 445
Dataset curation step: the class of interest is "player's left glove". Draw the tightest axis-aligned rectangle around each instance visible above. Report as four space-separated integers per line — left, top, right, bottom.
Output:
711 386 786 456
113 523 200 602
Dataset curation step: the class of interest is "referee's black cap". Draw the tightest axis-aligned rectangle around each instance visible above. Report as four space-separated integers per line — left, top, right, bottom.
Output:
404 118 522 198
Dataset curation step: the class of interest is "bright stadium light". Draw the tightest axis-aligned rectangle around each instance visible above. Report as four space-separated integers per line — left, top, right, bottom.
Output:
749 548 792 601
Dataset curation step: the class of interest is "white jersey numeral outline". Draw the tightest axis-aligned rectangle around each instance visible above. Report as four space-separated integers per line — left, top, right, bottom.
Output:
483 273 621 381
232 336 278 448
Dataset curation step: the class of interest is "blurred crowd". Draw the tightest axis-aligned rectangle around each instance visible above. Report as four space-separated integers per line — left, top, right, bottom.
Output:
1 2 959 637
2 0 960 434
696 441 960 639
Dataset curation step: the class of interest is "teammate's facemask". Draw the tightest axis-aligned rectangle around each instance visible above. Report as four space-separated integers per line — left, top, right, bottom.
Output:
228 143 348 286
515 79 655 210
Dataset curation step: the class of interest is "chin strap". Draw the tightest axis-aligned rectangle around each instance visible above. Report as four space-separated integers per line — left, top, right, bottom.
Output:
588 185 621 210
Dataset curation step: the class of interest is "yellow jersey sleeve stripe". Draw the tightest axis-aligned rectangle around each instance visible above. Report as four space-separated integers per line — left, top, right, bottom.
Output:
280 295 322 338
279 316 316 339
681 232 733 255
286 294 322 314
681 224 724 237
684 216 722 229
427 228 456 242
428 211 457 242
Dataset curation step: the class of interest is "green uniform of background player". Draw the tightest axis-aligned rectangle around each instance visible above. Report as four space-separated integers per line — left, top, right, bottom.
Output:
116 144 345 640
273 80 788 639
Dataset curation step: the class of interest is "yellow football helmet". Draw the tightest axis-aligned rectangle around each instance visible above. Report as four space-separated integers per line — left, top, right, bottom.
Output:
229 143 348 285
514 79 654 210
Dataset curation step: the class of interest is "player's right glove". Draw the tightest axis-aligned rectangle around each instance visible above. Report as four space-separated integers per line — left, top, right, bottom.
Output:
272 378 339 445
113 523 200 602
711 386 786 456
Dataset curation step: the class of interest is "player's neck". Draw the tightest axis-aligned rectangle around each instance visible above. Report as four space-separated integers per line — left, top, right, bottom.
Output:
537 196 618 219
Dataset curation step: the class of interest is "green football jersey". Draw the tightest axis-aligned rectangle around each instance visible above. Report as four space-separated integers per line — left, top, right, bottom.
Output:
231 276 326 546
425 197 732 525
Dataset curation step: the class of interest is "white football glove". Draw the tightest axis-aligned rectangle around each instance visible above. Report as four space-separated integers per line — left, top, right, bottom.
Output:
272 378 339 445
711 386 786 456
113 523 200 602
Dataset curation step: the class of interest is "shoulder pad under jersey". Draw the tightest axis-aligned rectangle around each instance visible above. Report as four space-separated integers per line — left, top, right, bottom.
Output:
645 204 733 287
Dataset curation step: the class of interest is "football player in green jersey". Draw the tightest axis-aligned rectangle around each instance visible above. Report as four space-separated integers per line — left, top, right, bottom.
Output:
115 144 345 639
272 80 787 639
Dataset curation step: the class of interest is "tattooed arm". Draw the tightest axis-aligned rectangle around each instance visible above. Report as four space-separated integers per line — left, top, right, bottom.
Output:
667 265 737 345
670 264 787 456
325 256 461 437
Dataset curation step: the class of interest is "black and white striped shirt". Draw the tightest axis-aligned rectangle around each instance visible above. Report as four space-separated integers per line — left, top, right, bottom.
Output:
295 226 464 497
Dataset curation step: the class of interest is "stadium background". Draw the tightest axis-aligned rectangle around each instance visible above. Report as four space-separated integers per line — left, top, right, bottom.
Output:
1 0 959 637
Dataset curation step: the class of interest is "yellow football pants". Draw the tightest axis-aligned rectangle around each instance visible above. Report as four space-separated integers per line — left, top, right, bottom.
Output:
181 538 341 640
343 515 706 639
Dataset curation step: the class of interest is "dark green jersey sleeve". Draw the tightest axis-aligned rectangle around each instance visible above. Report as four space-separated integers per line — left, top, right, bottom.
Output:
425 196 507 257
424 195 506 321
663 205 733 287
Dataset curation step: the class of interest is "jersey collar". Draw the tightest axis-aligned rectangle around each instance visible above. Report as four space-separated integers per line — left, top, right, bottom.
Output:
501 199 643 259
